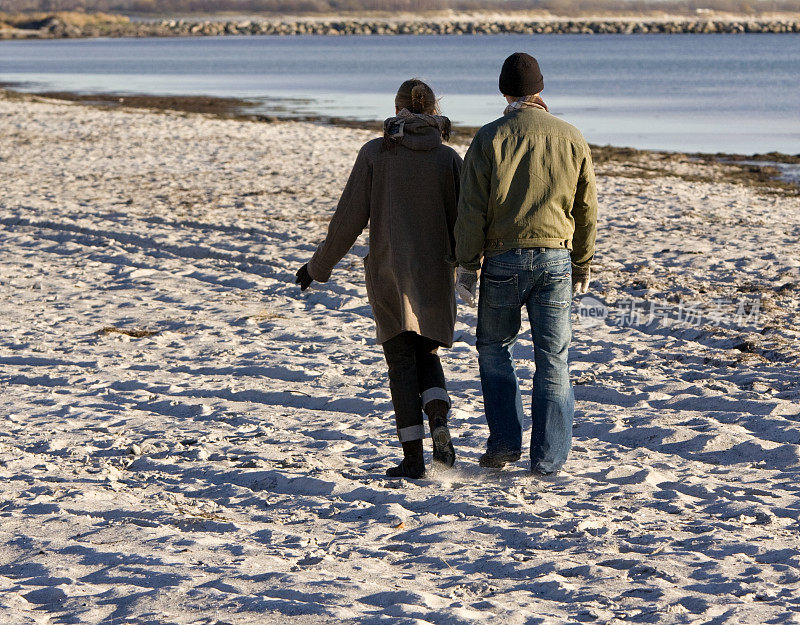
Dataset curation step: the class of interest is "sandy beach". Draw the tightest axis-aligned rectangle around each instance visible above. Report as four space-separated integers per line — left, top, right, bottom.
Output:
1 90 800 624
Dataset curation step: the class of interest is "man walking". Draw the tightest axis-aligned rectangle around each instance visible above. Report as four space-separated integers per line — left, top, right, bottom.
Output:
454 52 598 476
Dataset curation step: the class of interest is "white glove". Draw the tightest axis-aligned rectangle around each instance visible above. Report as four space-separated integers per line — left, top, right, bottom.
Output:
456 267 478 307
572 266 591 297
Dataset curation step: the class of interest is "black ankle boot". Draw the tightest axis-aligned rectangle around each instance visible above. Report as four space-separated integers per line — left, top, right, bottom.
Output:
386 439 426 479
425 400 455 468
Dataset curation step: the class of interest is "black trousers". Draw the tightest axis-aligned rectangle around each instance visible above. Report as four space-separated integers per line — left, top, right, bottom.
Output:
382 331 450 443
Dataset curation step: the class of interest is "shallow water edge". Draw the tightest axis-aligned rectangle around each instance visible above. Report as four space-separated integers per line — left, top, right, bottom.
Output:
2 85 798 195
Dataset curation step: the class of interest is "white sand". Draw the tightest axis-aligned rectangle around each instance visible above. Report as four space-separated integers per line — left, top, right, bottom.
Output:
1 92 799 625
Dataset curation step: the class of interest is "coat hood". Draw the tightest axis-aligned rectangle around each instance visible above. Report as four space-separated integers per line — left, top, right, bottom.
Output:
383 109 452 151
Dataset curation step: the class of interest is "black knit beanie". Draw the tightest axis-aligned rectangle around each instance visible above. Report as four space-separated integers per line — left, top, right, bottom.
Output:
499 52 544 97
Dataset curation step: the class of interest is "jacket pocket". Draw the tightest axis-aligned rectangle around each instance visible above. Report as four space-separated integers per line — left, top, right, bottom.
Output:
483 274 519 308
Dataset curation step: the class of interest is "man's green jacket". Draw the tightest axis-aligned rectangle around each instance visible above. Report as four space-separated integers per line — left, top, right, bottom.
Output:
454 107 598 271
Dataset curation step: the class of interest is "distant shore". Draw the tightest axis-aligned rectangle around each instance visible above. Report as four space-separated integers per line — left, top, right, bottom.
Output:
1 11 799 39
2 85 797 195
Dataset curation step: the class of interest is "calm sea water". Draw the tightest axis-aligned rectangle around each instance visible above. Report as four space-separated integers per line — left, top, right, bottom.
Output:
1 34 798 154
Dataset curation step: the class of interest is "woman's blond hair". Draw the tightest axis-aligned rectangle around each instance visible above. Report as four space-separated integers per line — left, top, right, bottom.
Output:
395 78 439 115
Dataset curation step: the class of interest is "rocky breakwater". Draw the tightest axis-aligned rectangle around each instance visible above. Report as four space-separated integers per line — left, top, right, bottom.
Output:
2 16 799 39
173 18 800 35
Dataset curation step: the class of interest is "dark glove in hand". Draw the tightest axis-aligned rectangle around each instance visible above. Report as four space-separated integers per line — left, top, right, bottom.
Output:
295 264 313 291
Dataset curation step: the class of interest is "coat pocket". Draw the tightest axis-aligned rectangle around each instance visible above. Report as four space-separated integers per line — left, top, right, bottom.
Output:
482 274 519 308
362 255 375 304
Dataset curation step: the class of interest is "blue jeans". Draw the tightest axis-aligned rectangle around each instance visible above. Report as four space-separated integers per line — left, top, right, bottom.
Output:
476 248 574 473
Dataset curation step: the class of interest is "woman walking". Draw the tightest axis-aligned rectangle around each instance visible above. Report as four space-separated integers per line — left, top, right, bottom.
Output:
295 79 463 479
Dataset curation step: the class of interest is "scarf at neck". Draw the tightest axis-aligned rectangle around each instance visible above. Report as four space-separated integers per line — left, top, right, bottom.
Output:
503 94 549 116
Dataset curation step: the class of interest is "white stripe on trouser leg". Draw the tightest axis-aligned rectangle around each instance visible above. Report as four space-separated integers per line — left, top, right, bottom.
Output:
421 387 450 408
397 424 425 442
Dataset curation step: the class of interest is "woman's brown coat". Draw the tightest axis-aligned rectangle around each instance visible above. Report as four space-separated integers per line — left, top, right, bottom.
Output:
307 116 463 347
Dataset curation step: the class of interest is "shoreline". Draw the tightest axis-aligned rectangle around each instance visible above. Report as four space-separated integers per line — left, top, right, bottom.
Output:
1 13 800 39
2 85 798 196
